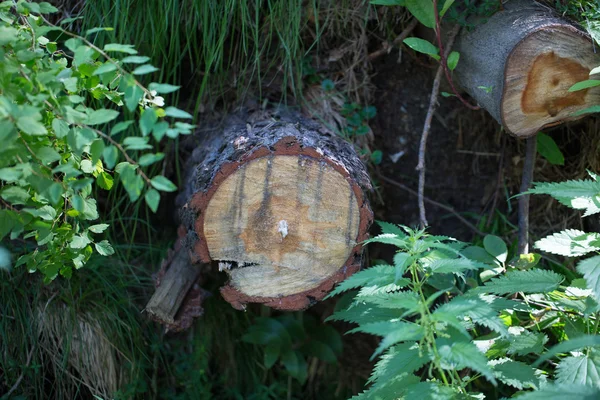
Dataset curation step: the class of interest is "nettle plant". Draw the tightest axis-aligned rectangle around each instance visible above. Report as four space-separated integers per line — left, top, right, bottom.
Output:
328 219 600 399
0 1 193 281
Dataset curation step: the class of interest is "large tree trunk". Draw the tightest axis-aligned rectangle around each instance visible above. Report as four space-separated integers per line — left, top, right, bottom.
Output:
176 110 373 311
453 0 600 137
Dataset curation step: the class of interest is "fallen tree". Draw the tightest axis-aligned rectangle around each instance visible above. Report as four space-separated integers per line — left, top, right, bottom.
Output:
453 0 600 137
146 110 373 326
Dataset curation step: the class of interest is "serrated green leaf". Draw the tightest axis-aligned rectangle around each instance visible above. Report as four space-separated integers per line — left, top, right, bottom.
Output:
95 240 115 256
328 302 403 325
508 330 548 356
433 295 508 336
556 351 600 388
70 234 91 249
350 321 424 358
535 229 600 257
150 175 177 192
393 252 412 281
89 224 109 233
425 257 487 274
358 290 419 311
489 358 540 390
577 255 600 304
437 338 496 384
327 265 396 297
369 342 429 384
110 120 134 136
517 383 600 399
376 221 408 237
363 233 407 248
152 121 169 141
480 269 563 295
534 335 600 367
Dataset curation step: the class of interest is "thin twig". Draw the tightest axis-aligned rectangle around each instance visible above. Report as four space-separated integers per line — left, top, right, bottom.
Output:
486 135 505 227
368 19 419 60
380 175 485 237
518 136 537 254
432 0 480 110
416 25 461 228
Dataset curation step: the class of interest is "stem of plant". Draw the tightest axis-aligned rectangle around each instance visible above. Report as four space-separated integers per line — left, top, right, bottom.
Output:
518 136 537 254
432 0 480 110
416 25 460 228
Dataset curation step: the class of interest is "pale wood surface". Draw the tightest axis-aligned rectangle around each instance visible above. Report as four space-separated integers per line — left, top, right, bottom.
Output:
453 0 600 137
204 155 360 298
502 27 600 136
145 249 199 324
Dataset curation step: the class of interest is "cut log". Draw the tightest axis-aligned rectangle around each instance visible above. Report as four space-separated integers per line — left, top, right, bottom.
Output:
453 0 600 137
178 111 373 311
145 245 208 332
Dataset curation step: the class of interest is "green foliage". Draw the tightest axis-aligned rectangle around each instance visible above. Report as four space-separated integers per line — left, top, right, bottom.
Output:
537 132 565 166
329 219 600 398
0 1 194 282
340 102 377 139
243 314 343 384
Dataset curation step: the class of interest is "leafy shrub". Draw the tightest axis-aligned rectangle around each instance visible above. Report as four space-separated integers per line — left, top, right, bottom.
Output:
243 313 343 384
329 219 600 399
0 1 193 282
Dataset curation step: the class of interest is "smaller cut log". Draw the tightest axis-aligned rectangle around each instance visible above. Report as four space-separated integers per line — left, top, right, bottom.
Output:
453 0 600 137
178 111 373 311
145 246 204 331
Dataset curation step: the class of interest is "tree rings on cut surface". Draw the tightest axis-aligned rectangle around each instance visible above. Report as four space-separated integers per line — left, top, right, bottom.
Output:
180 114 372 310
453 0 600 137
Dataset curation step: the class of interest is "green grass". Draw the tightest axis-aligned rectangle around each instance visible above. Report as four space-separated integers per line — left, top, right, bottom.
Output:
73 0 324 107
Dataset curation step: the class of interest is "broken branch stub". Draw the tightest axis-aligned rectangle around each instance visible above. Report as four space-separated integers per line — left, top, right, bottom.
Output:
453 0 600 137
179 112 373 311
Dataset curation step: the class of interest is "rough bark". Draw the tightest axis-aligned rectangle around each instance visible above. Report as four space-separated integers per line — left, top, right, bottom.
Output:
453 0 600 137
177 109 373 311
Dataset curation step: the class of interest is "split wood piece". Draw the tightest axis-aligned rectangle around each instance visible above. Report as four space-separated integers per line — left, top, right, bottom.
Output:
453 0 600 137
145 245 206 332
179 112 373 311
